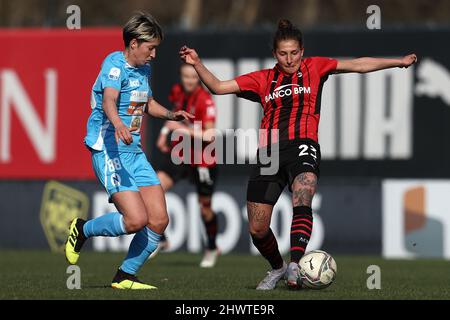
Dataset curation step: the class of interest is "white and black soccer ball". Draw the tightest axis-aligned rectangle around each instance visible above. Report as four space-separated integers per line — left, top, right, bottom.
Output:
298 250 337 289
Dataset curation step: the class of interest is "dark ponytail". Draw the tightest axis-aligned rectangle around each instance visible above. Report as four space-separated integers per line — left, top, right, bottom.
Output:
273 19 303 50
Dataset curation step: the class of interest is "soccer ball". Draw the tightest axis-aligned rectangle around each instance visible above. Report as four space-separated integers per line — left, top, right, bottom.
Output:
298 250 337 289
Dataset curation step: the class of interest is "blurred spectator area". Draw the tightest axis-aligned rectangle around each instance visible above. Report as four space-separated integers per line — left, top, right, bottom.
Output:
0 0 449 29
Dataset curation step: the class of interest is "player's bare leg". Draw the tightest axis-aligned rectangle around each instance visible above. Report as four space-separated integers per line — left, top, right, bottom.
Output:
248 201 287 290
112 191 150 233
139 185 170 234
199 195 220 268
287 172 317 289
142 184 171 258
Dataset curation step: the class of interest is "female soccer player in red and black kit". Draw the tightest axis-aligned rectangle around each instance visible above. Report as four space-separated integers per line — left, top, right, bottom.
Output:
156 63 220 268
180 19 417 290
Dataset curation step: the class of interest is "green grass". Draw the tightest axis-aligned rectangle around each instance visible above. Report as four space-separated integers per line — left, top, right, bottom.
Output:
1 250 450 299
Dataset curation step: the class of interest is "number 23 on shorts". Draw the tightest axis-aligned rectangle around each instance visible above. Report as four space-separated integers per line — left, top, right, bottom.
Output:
298 143 318 162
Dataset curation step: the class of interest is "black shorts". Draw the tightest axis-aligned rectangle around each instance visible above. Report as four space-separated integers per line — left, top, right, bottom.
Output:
158 153 217 196
247 139 321 205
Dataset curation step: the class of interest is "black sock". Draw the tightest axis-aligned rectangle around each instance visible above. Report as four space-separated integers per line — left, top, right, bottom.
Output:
203 214 217 250
251 228 284 270
290 206 313 263
114 269 138 282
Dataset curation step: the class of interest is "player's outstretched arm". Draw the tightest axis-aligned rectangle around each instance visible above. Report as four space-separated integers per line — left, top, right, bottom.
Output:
335 53 417 73
180 46 240 95
146 98 194 121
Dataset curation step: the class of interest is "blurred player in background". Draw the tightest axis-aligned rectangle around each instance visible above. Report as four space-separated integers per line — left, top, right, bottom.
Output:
65 12 192 290
155 63 220 268
180 19 417 290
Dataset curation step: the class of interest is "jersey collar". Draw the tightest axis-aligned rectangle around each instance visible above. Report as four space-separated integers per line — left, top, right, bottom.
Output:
122 51 146 70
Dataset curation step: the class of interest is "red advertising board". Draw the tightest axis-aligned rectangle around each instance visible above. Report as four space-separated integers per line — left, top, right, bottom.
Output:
0 28 125 179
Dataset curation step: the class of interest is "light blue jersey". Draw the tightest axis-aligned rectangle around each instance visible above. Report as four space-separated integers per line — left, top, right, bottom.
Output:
85 51 160 198
85 51 152 153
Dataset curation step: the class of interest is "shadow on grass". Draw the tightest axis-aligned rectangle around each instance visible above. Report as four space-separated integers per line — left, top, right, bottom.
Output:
82 284 112 289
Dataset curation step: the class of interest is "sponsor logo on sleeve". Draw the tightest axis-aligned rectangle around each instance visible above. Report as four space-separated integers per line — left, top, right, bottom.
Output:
108 67 121 80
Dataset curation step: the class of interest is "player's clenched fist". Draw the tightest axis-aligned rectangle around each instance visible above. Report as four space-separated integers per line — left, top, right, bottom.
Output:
179 46 200 66
400 53 418 68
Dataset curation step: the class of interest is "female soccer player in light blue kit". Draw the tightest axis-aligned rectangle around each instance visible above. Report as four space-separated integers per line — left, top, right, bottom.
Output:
65 12 193 290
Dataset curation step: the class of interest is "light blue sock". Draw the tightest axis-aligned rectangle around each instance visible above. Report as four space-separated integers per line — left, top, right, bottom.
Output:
120 226 161 275
83 212 126 238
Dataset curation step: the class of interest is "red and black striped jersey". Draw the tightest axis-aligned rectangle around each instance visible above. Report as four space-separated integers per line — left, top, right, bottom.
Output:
168 84 216 167
169 84 216 125
235 57 337 146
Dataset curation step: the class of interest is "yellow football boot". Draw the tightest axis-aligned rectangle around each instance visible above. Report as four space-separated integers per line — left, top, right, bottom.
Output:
65 218 87 265
111 269 157 290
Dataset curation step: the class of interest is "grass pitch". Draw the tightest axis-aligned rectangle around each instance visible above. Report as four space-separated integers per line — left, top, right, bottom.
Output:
1 250 450 300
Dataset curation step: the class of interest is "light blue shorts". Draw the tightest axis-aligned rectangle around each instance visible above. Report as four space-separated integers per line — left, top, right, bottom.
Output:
91 149 160 199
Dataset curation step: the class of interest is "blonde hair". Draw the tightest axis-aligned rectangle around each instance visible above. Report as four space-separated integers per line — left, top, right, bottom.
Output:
123 12 163 48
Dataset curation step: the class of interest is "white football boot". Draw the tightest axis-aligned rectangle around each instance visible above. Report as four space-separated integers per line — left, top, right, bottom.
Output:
200 248 220 268
256 262 287 290
286 262 302 289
